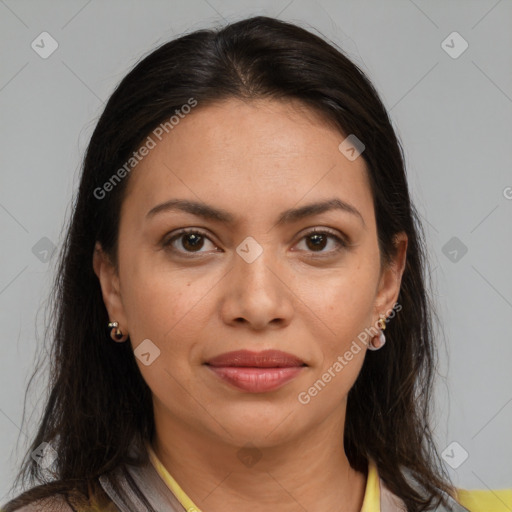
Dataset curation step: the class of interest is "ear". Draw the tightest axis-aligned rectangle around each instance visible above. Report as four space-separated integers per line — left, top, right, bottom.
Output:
93 241 129 333
373 232 408 320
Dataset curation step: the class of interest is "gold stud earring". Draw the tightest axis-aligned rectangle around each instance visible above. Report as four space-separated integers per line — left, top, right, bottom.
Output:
377 315 387 331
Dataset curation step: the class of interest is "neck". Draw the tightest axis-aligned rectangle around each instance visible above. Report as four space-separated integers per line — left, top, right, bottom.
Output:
151 403 367 512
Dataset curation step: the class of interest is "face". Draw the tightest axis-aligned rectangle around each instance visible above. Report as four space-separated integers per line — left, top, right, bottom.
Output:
94 98 407 449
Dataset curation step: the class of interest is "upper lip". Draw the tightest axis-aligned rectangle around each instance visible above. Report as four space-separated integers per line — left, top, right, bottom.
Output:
205 350 306 368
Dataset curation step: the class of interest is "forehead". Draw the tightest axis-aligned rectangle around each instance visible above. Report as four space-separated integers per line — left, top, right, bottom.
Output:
121 98 373 224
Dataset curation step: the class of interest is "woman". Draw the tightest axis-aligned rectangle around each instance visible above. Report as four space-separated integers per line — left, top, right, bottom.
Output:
2 15 505 512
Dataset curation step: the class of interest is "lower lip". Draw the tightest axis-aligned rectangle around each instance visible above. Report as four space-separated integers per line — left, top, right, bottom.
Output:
206 365 305 393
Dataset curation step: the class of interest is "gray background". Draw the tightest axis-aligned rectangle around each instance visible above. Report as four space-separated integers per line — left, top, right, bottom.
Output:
1 0 511 503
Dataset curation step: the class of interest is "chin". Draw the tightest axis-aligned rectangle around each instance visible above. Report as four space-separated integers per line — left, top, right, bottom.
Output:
213 407 303 445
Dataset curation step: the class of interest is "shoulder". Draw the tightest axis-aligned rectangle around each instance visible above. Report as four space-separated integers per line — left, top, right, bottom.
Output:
4 485 118 512
6 494 75 512
455 487 512 512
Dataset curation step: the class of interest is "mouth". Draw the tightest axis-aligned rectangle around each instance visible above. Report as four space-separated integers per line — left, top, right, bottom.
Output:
204 350 307 393
205 349 306 368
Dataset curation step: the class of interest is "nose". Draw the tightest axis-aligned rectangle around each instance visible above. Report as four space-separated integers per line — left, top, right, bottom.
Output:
219 245 294 331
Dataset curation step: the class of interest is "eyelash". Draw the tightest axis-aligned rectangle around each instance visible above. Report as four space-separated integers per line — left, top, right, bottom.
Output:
162 227 348 257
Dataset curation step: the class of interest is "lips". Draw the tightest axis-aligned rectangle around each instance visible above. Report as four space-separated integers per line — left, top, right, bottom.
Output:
205 349 306 368
204 350 306 393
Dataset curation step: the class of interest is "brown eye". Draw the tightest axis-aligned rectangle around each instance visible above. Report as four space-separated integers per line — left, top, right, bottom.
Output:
305 232 328 251
295 229 347 255
163 229 217 255
179 232 204 252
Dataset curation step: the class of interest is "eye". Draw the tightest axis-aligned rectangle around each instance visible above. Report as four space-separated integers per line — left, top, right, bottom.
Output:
162 227 348 257
162 228 218 255
293 228 348 255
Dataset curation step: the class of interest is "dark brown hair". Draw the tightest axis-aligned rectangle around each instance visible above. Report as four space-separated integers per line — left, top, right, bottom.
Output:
4 15 455 512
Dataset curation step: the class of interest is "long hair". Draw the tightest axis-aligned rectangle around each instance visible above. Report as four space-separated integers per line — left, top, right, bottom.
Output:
4 15 454 512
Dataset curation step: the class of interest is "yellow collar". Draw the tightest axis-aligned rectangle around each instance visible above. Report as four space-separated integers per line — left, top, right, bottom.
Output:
147 444 381 511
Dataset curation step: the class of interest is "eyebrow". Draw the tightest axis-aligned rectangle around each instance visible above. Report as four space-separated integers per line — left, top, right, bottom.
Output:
146 197 365 228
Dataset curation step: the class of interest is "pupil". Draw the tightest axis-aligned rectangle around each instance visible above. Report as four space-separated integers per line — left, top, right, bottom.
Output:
307 234 326 251
183 233 203 251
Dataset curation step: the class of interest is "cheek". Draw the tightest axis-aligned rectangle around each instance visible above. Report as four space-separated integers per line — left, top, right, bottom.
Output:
302 263 377 332
301 274 373 404
297 259 379 382
118 249 206 345
123 267 207 396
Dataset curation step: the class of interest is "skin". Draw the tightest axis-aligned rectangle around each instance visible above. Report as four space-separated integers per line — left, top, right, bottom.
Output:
93 97 407 512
